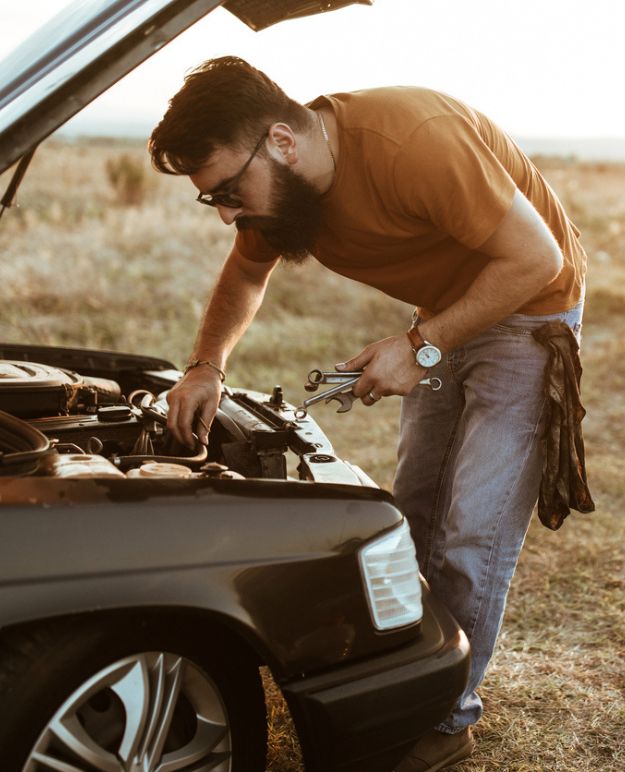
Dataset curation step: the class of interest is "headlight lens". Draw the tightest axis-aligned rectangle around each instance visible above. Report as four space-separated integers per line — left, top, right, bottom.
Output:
359 519 423 630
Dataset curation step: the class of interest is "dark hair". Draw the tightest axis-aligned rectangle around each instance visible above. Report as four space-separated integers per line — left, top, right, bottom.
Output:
148 56 311 175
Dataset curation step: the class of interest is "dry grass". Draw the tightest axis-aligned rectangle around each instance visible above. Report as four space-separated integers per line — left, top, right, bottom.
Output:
1 142 623 770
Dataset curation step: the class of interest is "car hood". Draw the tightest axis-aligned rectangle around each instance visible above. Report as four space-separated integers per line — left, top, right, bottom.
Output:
0 0 371 174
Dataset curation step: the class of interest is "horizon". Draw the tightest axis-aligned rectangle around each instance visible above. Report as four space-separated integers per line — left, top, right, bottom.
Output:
54 121 625 162
2 0 625 143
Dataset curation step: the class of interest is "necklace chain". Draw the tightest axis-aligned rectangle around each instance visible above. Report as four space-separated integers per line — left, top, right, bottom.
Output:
317 112 337 172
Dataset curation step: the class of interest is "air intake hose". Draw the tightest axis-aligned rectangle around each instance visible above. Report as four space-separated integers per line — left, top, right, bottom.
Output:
0 409 50 475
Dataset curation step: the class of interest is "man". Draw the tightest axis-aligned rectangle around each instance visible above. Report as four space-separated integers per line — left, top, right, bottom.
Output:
149 56 586 771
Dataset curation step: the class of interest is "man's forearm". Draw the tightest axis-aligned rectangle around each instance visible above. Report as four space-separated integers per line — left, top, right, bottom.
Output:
418 251 561 352
167 251 277 448
419 191 565 352
191 253 276 369
341 246 563 403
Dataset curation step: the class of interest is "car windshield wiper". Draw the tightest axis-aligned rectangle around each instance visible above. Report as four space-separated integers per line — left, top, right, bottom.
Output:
0 146 38 222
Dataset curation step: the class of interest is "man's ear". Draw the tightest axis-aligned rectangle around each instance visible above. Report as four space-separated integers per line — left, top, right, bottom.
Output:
267 123 298 164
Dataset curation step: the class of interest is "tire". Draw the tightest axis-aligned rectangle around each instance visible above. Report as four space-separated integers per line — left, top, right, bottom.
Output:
0 613 267 771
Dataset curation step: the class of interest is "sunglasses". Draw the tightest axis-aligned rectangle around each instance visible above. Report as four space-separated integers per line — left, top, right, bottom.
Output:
196 131 267 209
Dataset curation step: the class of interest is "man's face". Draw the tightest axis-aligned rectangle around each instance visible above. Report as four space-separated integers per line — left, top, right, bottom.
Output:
236 157 321 263
191 141 322 263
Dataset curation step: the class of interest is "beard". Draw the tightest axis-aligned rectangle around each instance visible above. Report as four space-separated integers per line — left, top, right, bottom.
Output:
235 158 322 263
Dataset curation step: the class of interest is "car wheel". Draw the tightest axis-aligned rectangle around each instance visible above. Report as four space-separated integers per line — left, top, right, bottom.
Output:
0 615 267 771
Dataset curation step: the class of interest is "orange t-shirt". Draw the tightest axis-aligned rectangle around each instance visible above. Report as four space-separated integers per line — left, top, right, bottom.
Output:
236 87 586 316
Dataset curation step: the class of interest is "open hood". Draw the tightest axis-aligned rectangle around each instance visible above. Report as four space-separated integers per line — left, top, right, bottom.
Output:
0 0 372 174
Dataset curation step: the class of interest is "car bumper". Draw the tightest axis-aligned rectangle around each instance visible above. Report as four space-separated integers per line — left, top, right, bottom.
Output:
282 587 470 772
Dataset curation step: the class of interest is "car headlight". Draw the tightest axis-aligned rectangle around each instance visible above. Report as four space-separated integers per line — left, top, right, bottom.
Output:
359 519 423 631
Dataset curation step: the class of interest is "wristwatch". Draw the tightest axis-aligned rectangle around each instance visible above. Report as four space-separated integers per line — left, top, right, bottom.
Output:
406 326 442 369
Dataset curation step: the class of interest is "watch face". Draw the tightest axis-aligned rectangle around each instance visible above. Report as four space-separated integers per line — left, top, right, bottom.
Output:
416 344 441 368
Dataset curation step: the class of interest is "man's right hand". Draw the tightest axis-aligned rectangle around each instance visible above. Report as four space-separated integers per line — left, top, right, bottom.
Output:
166 367 223 448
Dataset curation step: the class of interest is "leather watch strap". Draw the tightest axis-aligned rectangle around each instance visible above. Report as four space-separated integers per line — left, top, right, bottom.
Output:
406 326 426 352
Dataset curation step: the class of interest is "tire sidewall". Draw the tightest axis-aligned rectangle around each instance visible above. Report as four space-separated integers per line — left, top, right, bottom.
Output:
0 614 266 771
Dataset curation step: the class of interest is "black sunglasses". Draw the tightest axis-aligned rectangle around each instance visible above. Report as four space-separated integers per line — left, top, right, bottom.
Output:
196 131 267 209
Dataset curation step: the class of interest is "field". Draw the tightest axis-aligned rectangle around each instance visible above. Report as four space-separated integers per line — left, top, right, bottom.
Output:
1 141 623 770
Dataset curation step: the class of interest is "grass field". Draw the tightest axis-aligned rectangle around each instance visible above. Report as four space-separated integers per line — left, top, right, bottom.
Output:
1 141 623 770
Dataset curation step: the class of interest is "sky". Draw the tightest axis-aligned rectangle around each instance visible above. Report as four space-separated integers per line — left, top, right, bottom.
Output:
1 0 625 145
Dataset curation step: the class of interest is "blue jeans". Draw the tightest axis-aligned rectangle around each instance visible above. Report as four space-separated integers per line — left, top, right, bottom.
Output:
393 300 584 733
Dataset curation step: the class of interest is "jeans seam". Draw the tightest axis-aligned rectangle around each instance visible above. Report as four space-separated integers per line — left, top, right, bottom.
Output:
492 324 534 336
422 397 465 578
463 394 547 642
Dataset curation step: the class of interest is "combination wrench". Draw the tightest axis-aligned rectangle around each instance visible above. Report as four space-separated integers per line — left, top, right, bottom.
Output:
295 368 442 419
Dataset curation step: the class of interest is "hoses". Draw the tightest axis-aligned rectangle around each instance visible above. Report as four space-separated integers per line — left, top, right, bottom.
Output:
114 444 208 471
116 389 208 470
0 409 50 475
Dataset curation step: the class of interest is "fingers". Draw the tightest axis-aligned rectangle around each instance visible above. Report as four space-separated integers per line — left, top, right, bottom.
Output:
340 335 428 400
335 346 373 373
195 412 212 447
361 388 382 408
166 398 180 443
169 396 200 449
166 373 222 448
353 365 383 405
335 347 377 404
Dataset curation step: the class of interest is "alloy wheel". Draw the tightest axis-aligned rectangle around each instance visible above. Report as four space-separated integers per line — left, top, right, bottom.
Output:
24 651 232 771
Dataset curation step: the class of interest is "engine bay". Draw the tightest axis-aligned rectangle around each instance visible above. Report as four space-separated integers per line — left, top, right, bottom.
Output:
0 345 374 488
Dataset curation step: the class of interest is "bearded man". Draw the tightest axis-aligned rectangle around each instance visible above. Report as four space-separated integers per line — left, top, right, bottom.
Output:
148 56 587 771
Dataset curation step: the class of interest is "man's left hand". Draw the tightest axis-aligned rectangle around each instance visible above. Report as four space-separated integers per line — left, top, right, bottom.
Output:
336 335 427 406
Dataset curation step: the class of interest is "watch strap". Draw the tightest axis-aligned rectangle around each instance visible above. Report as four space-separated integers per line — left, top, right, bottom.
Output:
406 326 426 353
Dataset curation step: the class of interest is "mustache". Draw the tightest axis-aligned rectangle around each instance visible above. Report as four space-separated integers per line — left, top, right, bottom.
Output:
235 215 283 231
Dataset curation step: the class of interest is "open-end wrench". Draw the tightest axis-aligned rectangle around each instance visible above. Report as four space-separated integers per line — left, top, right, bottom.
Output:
295 368 443 419
304 369 364 391
295 374 361 419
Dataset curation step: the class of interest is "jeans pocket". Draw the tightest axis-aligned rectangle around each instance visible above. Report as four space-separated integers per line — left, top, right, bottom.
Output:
492 322 536 336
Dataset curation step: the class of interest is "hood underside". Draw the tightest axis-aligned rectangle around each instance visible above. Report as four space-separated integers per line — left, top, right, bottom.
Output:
0 0 371 174
225 0 371 31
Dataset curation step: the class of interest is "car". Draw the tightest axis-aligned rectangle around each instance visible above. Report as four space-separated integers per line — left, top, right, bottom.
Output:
0 2 470 771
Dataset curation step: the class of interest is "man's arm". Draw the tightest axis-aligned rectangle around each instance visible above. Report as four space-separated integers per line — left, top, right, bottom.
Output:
419 189 564 351
340 190 565 401
167 245 279 446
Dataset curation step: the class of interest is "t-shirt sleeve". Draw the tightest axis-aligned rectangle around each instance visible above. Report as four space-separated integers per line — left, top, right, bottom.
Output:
393 114 517 250
234 228 281 262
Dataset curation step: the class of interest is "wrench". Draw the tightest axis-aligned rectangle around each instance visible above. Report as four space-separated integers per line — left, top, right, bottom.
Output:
295 375 361 419
295 368 442 419
418 376 443 391
304 369 363 391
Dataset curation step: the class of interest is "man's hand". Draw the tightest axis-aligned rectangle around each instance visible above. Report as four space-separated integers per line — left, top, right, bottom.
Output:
166 367 223 448
337 334 427 406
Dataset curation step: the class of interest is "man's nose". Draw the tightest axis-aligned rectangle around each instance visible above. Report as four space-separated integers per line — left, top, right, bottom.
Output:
216 205 242 225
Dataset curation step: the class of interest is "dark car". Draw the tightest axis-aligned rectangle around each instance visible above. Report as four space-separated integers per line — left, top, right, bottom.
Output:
0 2 470 771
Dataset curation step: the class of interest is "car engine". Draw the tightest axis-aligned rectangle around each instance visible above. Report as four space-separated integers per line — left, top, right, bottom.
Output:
0 359 236 480
0 350 374 487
